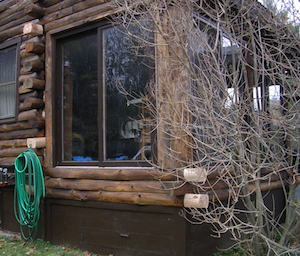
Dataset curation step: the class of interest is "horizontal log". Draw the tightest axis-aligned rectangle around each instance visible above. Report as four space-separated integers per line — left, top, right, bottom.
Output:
24 78 45 90
23 59 44 72
19 91 40 102
18 109 39 121
20 67 32 76
0 23 23 42
0 0 17 13
0 14 33 35
45 167 175 181
24 97 44 109
44 2 116 32
0 119 42 133
21 54 45 66
19 102 30 112
45 178 167 194
47 7 123 35
208 180 284 202
44 0 106 16
28 117 45 129
0 139 27 149
20 49 37 59
0 147 43 158
0 128 44 140
45 188 183 207
206 165 283 180
0 9 23 29
0 156 43 166
0 0 38 19
19 85 33 94
25 42 45 54
40 0 63 8
43 0 107 25
24 3 45 19
19 72 39 83
166 173 283 196
20 37 45 50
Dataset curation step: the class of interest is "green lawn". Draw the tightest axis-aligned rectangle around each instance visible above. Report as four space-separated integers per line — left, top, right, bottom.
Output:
0 235 104 256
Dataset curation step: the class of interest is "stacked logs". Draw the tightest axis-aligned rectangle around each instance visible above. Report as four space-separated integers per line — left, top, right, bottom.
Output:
0 33 45 166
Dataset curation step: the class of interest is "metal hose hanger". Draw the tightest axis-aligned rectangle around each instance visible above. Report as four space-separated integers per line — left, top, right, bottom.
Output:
14 147 45 241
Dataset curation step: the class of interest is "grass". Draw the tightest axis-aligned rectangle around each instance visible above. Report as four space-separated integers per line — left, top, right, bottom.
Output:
0 235 104 256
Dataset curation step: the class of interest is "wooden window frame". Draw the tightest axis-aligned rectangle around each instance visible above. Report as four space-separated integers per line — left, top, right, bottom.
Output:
50 21 155 167
0 37 20 124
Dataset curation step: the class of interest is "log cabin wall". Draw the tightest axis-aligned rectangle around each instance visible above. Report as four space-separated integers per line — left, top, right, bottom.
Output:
0 1 287 255
0 0 45 168
40 0 188 207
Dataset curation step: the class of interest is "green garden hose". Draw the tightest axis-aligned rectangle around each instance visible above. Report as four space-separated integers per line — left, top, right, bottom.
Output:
14 147 45 241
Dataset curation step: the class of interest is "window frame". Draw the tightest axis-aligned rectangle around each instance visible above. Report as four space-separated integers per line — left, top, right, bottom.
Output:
0 37 20 124
53 21 155 167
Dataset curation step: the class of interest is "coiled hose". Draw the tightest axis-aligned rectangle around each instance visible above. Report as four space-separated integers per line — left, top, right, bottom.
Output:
14 147 45 241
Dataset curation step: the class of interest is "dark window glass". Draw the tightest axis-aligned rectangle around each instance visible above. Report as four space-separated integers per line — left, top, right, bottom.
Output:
57 24 153 165
0 46 16 120
103 26 151 161
62 33 98 161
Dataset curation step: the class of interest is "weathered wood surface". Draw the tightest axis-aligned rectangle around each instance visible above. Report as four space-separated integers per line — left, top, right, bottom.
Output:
45 178 167 193
0 0 17 13
43 2 116 32
0 147 43 157
0 128 44 140
44 32 53 168
0 117 43 133
25 42 45 54
24 3 45 19
19 91 40 101
23 97 44 109
43 0 106 18
0 139 27 149
21 54 45 66
0 156 44 166
45 167 175 181
23 59 44 72
18 109 39 121
46 188 183 207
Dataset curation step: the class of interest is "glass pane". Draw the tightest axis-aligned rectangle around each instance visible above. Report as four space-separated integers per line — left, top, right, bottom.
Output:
62 33 98 161
0 47 16 84
0 83 15 119
103 26 151 161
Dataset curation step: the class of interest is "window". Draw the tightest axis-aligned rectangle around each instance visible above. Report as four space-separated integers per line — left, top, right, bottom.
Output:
0 39 19 123
55 22 154 166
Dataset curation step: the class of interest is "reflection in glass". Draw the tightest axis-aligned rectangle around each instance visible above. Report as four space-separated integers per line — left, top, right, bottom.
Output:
103 26 151 161
62 33 98 161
